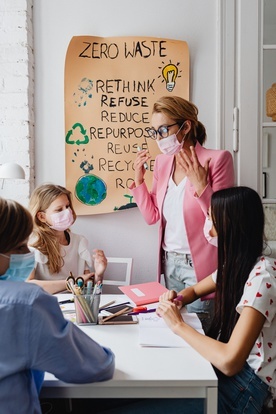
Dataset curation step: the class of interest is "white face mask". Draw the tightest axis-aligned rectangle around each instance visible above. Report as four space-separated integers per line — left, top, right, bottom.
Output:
48 208 74 231
156 122 185 156
203 217 218 247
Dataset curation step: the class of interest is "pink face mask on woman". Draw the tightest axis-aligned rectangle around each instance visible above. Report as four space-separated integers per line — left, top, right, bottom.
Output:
156 122 186 156
157 133 183 156
48 208 74 231
203 217 218 247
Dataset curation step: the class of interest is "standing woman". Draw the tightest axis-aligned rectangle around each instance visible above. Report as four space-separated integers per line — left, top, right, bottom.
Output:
130 96 234 329
157 187 275 413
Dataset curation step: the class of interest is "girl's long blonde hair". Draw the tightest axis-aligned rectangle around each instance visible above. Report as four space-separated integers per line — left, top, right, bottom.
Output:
29 184 76 274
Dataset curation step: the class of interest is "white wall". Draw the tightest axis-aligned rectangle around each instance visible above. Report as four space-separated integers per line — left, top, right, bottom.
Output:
0 0 34 205
33 0 218 283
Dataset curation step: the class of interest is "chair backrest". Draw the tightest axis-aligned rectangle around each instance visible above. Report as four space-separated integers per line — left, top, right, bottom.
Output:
102 257 133 294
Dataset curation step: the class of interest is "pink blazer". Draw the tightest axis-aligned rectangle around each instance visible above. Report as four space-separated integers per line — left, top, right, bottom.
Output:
130 143 235 283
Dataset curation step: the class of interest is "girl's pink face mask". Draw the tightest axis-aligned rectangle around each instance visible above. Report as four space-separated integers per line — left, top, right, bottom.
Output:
48 208 74 231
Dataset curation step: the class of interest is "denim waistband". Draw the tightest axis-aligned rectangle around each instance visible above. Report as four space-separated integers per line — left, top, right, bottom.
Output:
163 251 193 265
163 250 192 260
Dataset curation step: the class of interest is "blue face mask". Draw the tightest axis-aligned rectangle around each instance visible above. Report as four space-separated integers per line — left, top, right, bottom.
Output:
0 251 35 282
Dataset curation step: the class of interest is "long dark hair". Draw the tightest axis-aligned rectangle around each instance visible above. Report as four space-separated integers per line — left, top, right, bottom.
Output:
208 187 264 342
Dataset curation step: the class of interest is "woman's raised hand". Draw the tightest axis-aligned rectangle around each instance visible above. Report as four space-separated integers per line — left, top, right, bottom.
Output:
134 148 151 186
176 146 211 196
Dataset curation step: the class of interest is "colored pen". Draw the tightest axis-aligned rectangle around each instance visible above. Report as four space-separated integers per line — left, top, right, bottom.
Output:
128 308 156 315
137 146 148 170
99 301 130 312
132 306 147 313
86 280 93 295
59 299 74 305
174 295 183 302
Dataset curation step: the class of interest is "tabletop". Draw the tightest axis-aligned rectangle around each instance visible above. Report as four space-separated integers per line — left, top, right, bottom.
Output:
41 294 218 413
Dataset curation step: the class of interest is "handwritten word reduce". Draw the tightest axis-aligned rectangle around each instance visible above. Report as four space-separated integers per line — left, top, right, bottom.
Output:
101 111 150 124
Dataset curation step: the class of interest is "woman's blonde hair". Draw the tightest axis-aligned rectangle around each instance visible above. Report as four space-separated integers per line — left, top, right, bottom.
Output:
29 183 76 274
152 96 207 145
0 198 33 253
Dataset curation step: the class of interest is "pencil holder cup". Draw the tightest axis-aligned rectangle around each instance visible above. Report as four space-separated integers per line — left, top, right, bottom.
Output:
73 293 100 325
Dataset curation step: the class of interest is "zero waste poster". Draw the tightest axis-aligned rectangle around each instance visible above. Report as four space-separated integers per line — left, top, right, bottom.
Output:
65 36 189 215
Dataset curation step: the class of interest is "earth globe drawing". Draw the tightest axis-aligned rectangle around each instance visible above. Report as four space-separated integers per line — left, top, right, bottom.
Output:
75 174 107 206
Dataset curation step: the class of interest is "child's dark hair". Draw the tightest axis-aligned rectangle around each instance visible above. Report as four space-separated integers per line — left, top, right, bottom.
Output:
0 198 33 253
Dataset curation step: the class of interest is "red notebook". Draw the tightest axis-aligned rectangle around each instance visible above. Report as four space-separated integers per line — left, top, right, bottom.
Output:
119 282 168 306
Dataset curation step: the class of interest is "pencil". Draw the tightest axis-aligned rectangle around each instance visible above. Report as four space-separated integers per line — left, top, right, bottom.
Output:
75 295 92 323
102 307 131 322
99 300 116 311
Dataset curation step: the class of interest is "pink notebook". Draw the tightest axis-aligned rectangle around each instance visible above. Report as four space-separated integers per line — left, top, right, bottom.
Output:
119 282 168 306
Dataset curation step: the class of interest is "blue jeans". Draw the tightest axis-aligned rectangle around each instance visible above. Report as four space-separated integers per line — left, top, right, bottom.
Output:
215 363 270 413
162 251 214 332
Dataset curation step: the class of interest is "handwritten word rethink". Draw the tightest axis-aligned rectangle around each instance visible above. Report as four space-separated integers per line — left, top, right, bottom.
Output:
96 79 155 94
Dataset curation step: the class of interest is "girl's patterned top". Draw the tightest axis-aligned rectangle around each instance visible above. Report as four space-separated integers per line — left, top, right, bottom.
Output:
236 256 276 398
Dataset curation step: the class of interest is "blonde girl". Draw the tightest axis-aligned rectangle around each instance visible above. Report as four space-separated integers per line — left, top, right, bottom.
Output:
28 183 107 294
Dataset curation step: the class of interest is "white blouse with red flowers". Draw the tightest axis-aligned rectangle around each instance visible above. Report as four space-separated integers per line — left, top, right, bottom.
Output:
236 256 276 398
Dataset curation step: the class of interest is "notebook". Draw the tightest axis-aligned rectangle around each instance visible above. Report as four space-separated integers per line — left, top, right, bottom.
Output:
138 311 204 348
118 281 168 306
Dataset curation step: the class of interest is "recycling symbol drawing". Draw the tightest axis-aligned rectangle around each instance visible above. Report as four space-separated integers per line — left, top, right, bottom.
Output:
66 123 89 145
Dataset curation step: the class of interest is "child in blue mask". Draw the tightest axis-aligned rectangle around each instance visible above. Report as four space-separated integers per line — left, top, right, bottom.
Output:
0 251 35 281
0 197 114 414
27 183 107 294
0 200 35 281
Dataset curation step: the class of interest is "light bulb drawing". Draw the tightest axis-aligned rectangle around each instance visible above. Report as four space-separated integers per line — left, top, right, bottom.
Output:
162 63 178 92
